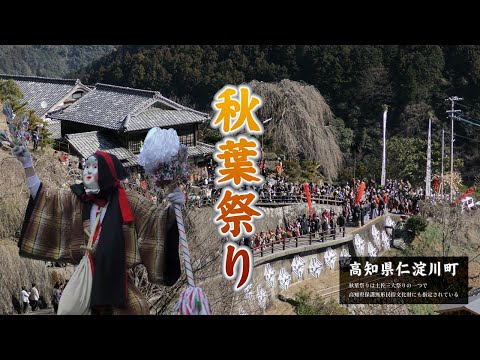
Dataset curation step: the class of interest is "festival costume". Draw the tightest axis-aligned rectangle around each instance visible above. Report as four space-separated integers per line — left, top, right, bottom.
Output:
18 151 181 315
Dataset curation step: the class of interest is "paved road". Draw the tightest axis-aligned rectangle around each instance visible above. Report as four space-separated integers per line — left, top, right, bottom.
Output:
24 308 54 315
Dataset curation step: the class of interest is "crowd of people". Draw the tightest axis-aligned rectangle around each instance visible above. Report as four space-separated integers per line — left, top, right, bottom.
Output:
18 281 67 314
243 209 346 250
19 283 39 314
186 164 423 217
340 178 421 225
235 178 422 251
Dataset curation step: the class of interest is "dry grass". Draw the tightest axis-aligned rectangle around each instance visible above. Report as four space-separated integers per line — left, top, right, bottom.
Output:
0 145 71 241
0 240 51 314
0 138 73 314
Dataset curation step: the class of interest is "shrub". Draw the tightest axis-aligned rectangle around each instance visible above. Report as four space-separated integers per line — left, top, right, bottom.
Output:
405 215 428 240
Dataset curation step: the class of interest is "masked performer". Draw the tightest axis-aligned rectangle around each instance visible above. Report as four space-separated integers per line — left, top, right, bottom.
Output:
13 146 184 315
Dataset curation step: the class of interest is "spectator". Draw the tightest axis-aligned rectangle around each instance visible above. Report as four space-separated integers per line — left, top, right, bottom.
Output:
32 130 39 151
20 286 30 314
29 283 39 311
52 283 62 314
321 219 328 234
360 205 365 226
337 213 346 234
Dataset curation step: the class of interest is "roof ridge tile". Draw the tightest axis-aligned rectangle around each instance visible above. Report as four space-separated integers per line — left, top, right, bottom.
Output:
0 73 79 85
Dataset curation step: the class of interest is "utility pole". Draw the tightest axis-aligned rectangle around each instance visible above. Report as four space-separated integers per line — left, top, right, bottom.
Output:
445 96 463 202
425 112 432 198
381 105 388 187
441 129 444 199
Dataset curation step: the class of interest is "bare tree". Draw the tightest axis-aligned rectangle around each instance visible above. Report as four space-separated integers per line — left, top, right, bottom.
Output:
125 171 249 315
419 200 480 289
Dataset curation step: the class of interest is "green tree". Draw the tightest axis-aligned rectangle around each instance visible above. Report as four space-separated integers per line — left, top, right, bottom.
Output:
331 117 354 154
0 45 116 77
385 136 463 186
395 45 445 105
0 80 25 110
0 79 50 151
405 215 428 241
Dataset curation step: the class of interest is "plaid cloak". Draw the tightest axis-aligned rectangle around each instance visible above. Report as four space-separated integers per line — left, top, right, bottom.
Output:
18 183 181 315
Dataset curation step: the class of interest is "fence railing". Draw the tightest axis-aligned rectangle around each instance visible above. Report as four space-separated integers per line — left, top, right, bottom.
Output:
251 226 346 258
186 193 344 208
257 194 343 206
257 194 344 206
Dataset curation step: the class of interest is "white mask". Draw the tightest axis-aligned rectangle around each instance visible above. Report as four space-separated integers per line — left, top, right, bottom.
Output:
83 156 100 194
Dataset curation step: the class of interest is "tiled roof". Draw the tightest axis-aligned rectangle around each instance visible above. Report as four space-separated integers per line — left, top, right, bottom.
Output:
156 95 208 117
0 74 83 117
50 83 208 131
45 119 62 140
129 108 207 131
66 131 215 168
50 83 160 130
120 157 139 168
65 131 137 166
187 142 215 158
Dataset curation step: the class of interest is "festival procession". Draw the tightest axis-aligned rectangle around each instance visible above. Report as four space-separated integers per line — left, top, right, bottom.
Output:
1 45 480 316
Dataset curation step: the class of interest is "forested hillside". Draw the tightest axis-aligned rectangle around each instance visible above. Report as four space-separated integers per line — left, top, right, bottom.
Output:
0 45 116 78
72 45 480 185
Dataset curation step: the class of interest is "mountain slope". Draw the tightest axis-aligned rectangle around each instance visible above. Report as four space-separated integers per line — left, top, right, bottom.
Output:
0 45 117 78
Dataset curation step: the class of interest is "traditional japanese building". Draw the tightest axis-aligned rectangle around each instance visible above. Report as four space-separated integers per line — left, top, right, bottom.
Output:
436 288 480 315
0 74 90 139
48 83 214 168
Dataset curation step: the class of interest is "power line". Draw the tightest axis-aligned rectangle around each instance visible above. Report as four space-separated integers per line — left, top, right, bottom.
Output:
454 115 480 128
456 102 475 111
444 131 480 143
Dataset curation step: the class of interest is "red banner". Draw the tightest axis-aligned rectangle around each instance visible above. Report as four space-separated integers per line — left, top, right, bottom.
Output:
276 163 283 174
455 187 474 206
303 183 313 220
355 182 366 206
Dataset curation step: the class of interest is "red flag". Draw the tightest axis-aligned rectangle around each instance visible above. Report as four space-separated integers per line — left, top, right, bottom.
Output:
276 163 283 174
355 182 366 206
455 187 474 206
303 183 313 220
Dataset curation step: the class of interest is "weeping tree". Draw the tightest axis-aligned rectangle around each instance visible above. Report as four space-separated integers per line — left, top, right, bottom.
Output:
248 79 343 180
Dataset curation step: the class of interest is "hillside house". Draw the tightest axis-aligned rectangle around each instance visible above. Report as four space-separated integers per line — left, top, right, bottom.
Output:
49 83 213 168
0 74 90 139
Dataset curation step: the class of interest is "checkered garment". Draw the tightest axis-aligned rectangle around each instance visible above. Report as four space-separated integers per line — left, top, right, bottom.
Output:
18 184 180 315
